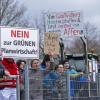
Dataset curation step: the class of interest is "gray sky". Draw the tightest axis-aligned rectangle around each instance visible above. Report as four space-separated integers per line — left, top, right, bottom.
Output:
19 0 100 29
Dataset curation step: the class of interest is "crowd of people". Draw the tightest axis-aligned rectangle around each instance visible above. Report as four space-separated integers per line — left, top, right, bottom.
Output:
0 53 93 100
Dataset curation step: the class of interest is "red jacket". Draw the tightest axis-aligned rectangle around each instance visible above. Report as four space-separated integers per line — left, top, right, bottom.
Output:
0 58 20 88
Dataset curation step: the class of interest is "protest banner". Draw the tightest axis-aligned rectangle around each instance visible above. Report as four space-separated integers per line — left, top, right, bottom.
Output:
44 11 84 37
44 32 59 55
0 26 39 59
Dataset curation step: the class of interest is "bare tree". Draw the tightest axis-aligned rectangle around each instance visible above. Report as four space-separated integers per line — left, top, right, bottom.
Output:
84 23 99 51
0 0 30 27
32 13 45 59
69 22 100 55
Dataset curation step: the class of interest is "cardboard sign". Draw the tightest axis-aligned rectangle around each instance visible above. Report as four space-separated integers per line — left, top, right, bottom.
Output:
0 26 39 59
44 32 59 55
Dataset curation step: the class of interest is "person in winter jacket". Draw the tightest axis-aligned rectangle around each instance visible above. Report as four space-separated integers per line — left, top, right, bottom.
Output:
0 56 11 100
0 53 10 77
16 59 26 100
43 62 55 100
40 54 54 70
29 59 43 100
0 58 20 100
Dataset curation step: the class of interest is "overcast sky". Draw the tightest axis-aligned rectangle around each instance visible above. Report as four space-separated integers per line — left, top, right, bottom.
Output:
19 0 100 29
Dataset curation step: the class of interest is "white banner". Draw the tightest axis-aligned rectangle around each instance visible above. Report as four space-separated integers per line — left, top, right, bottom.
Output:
0 26 39 59
44 11 84 37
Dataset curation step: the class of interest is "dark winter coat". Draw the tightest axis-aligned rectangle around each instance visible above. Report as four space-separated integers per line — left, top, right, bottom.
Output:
29 68 43 100
0 63 5 76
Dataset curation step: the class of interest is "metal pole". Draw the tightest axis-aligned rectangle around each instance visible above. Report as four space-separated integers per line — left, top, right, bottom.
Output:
60 44 64 63
25 65 29 100
98 73 100 96
81 37 91 98
59 38 64 64
67 74 71 100
80 37 88 73
16 75 20 100
96 73 99 96
85 39 88 73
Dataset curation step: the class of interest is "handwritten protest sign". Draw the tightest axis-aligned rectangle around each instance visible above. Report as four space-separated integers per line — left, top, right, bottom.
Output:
44 32 59 55
44 11 84 37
